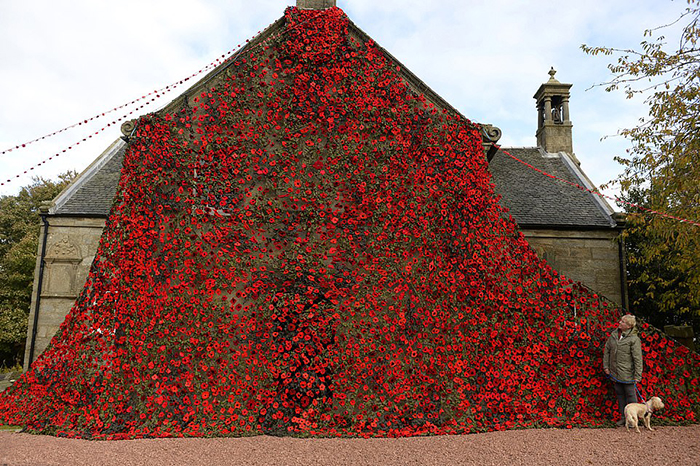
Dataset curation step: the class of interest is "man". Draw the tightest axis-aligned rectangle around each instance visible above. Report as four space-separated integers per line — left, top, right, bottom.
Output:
603 314 643 426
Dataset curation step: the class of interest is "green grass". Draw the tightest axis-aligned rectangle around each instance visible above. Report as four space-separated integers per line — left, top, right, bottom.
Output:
0 425 23 432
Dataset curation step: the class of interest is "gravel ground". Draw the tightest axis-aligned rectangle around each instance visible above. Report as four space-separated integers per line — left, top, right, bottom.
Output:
1 425 699 466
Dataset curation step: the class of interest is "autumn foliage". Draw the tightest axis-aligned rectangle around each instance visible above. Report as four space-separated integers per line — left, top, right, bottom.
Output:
0 7 698 439
582 1 700 327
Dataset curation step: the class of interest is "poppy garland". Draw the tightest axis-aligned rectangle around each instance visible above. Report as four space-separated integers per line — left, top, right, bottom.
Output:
1 7 698 439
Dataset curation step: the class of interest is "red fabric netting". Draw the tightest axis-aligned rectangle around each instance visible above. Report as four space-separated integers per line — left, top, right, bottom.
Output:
1 7 698 439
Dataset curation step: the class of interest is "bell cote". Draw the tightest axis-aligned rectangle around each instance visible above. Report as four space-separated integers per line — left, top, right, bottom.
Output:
534 68 573 154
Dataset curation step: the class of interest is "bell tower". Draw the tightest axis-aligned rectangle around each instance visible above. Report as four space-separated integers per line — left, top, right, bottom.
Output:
534 68 573 154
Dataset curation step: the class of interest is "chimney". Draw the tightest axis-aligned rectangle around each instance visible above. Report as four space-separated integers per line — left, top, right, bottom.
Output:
296 0 336 9
534 68 573 155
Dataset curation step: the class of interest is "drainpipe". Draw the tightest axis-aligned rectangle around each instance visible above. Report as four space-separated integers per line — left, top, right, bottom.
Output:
613 212 630 310
618 238 630 310
28 204 51 368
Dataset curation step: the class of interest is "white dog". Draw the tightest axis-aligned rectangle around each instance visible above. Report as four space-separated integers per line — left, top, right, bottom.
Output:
624 396 664 433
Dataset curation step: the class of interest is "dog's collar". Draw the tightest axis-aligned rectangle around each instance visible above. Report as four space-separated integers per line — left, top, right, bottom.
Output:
646 401 653 414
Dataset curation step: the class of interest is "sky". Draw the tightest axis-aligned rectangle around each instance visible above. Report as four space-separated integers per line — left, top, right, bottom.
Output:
0 0 690 204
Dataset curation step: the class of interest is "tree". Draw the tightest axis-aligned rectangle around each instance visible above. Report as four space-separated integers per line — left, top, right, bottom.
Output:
0 172 76 367
582 1 700 333
618 187 700 336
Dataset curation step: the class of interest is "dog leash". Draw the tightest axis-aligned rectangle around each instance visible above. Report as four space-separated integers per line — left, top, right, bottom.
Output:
607 374 647 403
635 384 647 404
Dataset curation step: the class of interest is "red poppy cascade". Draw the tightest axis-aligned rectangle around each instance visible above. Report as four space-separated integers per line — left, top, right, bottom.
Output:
1 7 698 439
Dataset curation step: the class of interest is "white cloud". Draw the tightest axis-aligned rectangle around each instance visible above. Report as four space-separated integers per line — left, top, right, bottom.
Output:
0 0 690 202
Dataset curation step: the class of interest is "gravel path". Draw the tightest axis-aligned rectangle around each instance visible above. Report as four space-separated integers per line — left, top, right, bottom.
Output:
1 425 699 466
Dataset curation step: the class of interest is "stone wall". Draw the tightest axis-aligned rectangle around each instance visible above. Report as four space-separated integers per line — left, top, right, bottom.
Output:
23 219 625 368
23 216 106 369
522 228 625 306
536 121 574 154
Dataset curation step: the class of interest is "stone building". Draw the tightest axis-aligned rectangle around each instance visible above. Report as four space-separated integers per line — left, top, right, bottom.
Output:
491 69 626 308
23 1 625 368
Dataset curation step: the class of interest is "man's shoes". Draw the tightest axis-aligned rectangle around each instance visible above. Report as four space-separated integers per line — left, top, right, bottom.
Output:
616 418 626 427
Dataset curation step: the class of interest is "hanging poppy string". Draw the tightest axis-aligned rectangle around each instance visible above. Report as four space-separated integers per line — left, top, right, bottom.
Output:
1 91 173 157
1 6 697 439
0 9 327 158
0 21 276 157
1 101 151 186
499 148 700 228
0 11 324 187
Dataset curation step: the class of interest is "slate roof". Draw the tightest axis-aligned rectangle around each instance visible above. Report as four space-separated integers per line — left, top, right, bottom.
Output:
51 141 618 230
49 8 618 230
51 140 127 217
489 147 616 229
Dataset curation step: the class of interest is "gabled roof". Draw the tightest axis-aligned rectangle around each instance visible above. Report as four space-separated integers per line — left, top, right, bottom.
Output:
490 147 616 229
49 7 618 230
150 15 467 125
51 140 619 230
